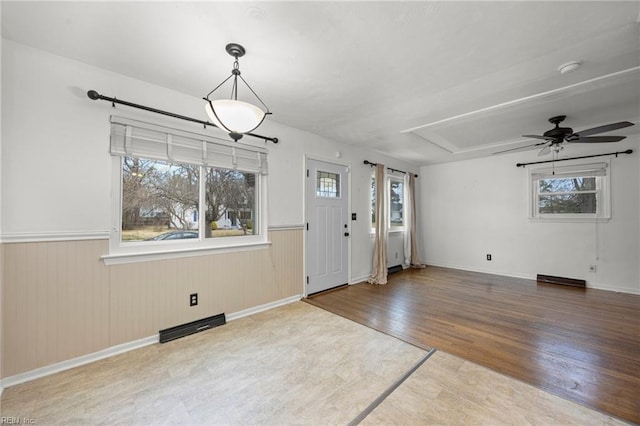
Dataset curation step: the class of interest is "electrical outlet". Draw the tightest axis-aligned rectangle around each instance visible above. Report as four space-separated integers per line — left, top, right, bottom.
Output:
395 252 399 259
589 265 597 273
190 293 198 306
486 254 492 261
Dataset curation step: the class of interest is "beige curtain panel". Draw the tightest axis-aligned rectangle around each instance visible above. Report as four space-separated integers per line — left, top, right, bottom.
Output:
369 164 388 285
408 174 425 268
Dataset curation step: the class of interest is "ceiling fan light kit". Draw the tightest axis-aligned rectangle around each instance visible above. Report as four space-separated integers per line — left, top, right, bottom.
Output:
203 43 271 141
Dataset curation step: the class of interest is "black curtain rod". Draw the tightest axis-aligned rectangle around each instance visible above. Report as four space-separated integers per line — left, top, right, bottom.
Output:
516 149 633 168
86 90 278 144
363 160 418 177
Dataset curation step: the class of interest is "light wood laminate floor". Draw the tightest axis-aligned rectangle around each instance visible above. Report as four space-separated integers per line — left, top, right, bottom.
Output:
306 266 640 424
1 302 629 425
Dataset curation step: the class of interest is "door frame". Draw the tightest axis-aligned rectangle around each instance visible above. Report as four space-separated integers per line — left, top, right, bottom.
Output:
303 155 352 297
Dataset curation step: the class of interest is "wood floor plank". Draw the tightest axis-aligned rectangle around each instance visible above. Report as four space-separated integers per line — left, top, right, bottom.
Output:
305 266 640 424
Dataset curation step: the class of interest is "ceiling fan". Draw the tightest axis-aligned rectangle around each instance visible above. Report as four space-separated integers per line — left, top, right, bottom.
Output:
497 115 634 156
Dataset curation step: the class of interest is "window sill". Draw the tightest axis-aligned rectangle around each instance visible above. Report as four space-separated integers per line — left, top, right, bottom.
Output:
102 241 271 266
370 228 406 237
529 217 610 223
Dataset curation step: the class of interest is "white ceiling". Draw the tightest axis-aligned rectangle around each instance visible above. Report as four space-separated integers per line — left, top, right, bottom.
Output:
2 1 639 165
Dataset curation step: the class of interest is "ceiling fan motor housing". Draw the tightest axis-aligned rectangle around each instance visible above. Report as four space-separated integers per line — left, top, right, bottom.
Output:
543 126 573 139
544 115 573 141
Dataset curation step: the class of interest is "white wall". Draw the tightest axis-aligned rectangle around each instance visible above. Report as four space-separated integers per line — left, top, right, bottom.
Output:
420 139 640 294
0 39 418 283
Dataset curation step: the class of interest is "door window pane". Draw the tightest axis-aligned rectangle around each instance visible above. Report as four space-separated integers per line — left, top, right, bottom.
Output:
317 171 340 198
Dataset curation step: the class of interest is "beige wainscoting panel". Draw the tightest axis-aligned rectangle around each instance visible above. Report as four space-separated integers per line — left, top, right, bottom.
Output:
1 229 303 378
108 228 303 346
2 240 110 377
1 243 4 380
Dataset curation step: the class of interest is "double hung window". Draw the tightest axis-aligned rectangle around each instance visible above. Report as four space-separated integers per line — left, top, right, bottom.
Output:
529 162 610 220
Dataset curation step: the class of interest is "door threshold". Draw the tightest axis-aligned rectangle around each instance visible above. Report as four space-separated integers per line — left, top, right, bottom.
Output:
307 284 348 298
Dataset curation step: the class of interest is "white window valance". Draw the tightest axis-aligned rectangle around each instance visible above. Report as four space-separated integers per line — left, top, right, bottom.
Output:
109 116 268 175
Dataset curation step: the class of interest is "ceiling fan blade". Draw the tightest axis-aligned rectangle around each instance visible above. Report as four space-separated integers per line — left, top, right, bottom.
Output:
571 121 634 138
568 135 626 143
493 141 547 155
538 145 551 156
523 134 556 141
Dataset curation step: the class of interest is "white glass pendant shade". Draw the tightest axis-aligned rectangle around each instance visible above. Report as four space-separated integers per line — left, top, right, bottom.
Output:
205 99 266 134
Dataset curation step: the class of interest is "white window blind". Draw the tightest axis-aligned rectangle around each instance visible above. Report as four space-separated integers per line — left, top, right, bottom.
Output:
110 116 268 175
530 162 607 180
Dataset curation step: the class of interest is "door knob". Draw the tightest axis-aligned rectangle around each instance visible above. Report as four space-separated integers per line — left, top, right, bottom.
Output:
344 232 350 237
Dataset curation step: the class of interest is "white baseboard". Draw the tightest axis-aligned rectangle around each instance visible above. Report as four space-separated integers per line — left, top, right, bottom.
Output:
0 294 302 390
426 261 640 295
226 294 302 321
0 335 158 389
349 274 371 284
585 282 640 295
426 261 536 281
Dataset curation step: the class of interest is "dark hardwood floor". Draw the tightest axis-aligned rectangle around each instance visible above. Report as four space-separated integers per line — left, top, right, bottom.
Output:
305 266 640 424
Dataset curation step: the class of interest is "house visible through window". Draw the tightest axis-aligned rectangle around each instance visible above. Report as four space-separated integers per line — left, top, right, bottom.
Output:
122 158 198 241
122 158 257 242
389 178 404 228
530 162 609 220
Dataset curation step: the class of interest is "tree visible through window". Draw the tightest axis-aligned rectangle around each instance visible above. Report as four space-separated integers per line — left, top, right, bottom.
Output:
122 156 257 242
371 174 376 227
390 179 404 227
530 162 609 220
370 173 405 230
538 177 596 214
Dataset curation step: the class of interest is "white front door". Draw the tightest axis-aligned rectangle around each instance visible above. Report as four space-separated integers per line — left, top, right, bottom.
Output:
306 159 349 295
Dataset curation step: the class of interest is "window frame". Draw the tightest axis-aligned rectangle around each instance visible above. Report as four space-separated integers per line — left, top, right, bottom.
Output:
388 175 405 231
103 118 269 265
529 161 611 222
370 172 376 232
370 172 406 233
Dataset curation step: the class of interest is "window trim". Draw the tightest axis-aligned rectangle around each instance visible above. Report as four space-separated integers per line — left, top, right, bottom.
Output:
528 161 611 222
104 118 269 265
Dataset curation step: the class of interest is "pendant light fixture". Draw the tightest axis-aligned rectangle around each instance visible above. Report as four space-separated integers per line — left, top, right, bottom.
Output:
204 43 270 141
